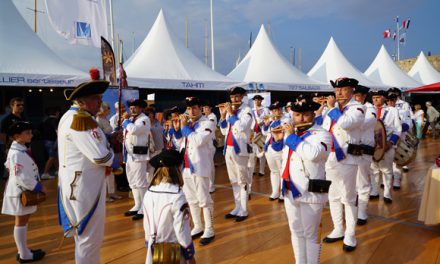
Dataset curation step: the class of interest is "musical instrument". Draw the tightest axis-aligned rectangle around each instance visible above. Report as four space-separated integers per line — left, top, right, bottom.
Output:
152 242 181 264
215 128 224 148
373 120 387 162
21 191 46 206
271 126 284 133
295 122 314 129
394 133 419 166
251 132 266 152
216 102 241 110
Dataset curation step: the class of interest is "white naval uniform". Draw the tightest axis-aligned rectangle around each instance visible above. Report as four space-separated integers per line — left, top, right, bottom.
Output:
58 107 114 264
251 106 270 175
282 124 331 264
206 112 218 192
123 112 151 215
220 104 253 217
142 182 195 264
322 99 365 247
174 116 216 238
392 99 413 187
356 102 377 221
2 142 41 216
370 105 401 200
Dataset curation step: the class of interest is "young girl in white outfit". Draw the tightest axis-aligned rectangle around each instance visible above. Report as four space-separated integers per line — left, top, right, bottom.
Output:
2 122 46 263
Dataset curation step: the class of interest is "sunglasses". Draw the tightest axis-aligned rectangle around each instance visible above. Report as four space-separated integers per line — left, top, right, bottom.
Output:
15 104 24 107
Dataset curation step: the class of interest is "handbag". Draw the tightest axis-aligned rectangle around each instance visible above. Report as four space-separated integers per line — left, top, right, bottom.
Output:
299 157 332 193
21 190 46 206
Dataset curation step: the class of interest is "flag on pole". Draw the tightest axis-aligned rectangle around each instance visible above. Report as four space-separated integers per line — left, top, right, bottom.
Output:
392 31 397 40
101 37 116 85
383 29 391 38
402 19 411 29
394 16 399 23
118 40 128 88
400 33 406 43
45 0 109 47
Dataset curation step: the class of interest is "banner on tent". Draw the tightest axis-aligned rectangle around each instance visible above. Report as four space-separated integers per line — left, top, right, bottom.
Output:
0 74 86 87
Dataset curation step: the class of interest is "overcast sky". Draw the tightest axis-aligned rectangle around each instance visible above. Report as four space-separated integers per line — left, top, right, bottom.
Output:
12 0 440 76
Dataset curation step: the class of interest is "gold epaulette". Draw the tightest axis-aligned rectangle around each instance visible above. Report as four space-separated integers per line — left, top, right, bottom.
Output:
70 109 98 131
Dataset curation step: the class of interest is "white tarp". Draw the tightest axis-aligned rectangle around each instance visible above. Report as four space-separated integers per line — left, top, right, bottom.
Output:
364 45 422 90
0 0 88 87
408 52 440 85
308 37 383 88
228 25 329 92
45 0 109 47
124 9 234 90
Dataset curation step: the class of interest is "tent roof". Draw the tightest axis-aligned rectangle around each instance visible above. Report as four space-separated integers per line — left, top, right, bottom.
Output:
364 45 422 89
405 81 440 93
124 9 233 90
227 25 328 91
0 0 87 87
407 51 440 85
308 37 382 88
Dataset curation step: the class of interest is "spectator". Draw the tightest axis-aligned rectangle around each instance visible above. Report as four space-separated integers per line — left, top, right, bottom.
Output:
40 107 61 180
412 104 424 139
425 101 439 138
109 102 126 130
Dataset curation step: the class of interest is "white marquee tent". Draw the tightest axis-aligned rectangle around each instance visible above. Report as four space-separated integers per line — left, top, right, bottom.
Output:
407 51 440 85
228 25 329 92
0 0 88 87
124 9 234 90
308 37 382 88
365 45 422 90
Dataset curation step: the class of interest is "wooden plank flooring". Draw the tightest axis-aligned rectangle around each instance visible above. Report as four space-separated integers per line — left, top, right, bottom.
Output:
1 138 439 264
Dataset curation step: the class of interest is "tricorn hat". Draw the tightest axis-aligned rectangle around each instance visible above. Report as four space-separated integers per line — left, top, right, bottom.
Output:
7 121 33 137
185 97 201 107
252 95 264 101
370 89 387 97
64 80 109 101
149 149 184 168
353 85 370 94
228 86 247 95
291 98 321 112
330 77 359 88
128 99 147 108
269 101 282 110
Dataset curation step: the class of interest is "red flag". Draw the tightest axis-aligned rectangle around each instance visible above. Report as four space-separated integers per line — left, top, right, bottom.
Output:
402 19 410 29
383 29 391 38
119 63 128 88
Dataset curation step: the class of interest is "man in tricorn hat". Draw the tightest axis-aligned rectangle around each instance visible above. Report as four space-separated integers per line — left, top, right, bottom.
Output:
219 87 253 222
322 77 365 252
250 94 269 177
58 77 117 263
121 98 151 221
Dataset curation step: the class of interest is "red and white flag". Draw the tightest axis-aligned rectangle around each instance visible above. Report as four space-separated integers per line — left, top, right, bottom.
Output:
392 32 397 40
402 19 410 29
383 29 391 38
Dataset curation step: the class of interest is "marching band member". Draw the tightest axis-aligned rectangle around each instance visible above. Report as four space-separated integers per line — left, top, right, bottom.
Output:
122 99 151 221
262 101 289 202
172 97 216 245
281 98 331 264
352 85 377 225
283 102 293 120
202 101 218 193
219 87 253 222
312 92 330 126
163 106 181 151
58 80 117 263
370 90 402 204
387 88 413 189
2 122 46 263
142 149 196 264
322 77 365 252
251 95 270 177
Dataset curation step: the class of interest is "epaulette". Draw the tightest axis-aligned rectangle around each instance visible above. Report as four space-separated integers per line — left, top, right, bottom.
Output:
70 109 98 131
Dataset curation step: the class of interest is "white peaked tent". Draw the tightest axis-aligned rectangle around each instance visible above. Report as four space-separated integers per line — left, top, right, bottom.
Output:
308 37 382 88
124 9 233 90
0 0 88 87
228 25 329 91
365 45 422 90
408 52 440 85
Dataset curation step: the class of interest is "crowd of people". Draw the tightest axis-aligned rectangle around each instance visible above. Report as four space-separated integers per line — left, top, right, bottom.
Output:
0 73 439 263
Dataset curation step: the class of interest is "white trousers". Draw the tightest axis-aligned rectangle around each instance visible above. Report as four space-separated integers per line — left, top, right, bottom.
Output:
126 159 149 189
225 147 249 216
356 159 372 220
105 173 115 194
254 155 266 175
371 148 395 199
182 169 213 208
284 192 323 264
209 147 216 191
74 185 106 264
265 147 283 199
326 159 358 205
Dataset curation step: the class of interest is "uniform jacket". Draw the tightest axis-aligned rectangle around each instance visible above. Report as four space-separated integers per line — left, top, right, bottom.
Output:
206 112 218 150
3 141 42 198
250 107 270 133
359 102 377 148
219 104 253 156
322 99 365 165
174 116 215 177
123 112 151 161
375 105 402 146
262 117 291 152
143 182 194 264
281 124 331 203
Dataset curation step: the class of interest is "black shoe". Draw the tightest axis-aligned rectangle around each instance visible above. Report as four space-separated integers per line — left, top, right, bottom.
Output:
357 219 367 226
16 250 44 261
235 215 248 222
268 197 277 201
248 194 251 200
369 195 380 200
343 244 356 252
258 173 265 177
278 198 284 203
224 213 237 219
124 210 138 217
117 186 131 192
132 214 144 221
199 236 215 246
380 184 384 189
18 249 45 263
323 236 344 243
384 197 393 204
393 185 401 190
191 231 203 239
403 167 409 172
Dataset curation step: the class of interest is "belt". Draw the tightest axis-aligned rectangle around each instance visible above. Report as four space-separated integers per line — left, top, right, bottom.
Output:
347 144 363 156
361 144 374 155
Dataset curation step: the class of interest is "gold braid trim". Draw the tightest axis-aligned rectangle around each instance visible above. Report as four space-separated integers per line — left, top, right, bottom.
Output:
70 109 98 131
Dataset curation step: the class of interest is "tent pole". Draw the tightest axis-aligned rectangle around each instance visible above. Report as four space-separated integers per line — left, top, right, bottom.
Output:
210 0 215 70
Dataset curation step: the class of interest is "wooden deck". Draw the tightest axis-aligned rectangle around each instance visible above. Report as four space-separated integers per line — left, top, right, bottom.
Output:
1 138 439 264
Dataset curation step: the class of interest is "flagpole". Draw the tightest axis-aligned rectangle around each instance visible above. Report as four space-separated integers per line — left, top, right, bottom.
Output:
109 0 117 64
210 0 215 70
34 0 37 32
396 16 400 61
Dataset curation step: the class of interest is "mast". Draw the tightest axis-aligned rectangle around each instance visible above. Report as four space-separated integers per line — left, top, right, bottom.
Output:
210 0 215 70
